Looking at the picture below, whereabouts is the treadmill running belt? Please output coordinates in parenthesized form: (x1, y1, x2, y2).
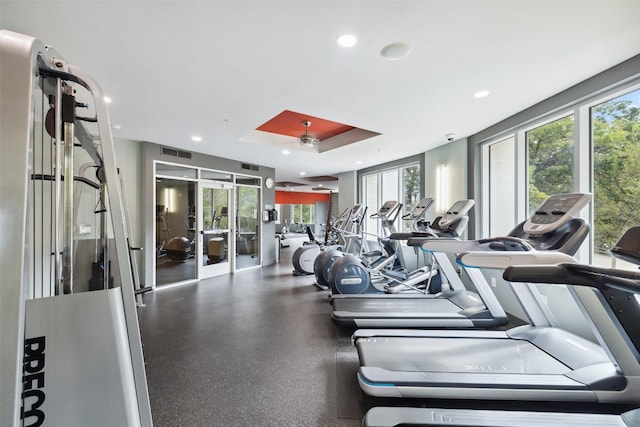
(333, 297, 463, 314)
(357, 337, 569, 374)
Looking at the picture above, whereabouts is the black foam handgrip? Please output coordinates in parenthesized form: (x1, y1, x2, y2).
(505, 263, 640, 294)
(504, 264, 570, 284)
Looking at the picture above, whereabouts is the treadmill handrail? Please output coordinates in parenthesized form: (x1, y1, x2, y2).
(504, 263, 640, 294)
(505, 262, 640, 357)
(458, 251, 577, 269)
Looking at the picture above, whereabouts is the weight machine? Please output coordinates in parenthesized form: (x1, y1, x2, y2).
(0, 31, 152, 427)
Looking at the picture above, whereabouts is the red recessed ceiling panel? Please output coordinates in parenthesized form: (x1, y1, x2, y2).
(257, 110, 354, 141)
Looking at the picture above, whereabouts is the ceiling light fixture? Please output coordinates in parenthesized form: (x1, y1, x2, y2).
(474, 90, 491, 99)
(380, 42, 411, 60)
(337, 34, 357, 47)
(299, 171, 306, 176)
(192, 136, 202, 142)
(103, 96, 112, 104)
(298, 121, 319, 147)
(282, 150, 290, 155)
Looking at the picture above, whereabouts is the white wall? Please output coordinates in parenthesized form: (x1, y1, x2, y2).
(114, 138, 145, 284)
(337, 171, 357, 213)
(424, 137, 469, 215)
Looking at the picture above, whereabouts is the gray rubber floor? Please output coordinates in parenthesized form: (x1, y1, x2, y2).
(138, 250, 635, 426)
(138, 252, 364, 426)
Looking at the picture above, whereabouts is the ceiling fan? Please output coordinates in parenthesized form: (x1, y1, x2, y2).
(298, 120, 319, 147)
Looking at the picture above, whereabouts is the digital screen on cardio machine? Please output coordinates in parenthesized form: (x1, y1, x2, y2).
(379, 201, 397, 214)
(412, 198, 434, 215)
(529, 194, 584, 225)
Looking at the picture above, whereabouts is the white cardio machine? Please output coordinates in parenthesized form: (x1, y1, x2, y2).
(291, 204, 364, 276)
(361, 226, 640, 426)
(329, 199, 511, 329)
(353, 193, 640, 406)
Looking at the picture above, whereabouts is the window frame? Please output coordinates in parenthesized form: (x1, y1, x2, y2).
(360, 161, 422, 235)
(478, 79, 640, 263)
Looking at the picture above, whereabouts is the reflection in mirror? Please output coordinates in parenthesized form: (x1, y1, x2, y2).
(155, 178, 197, 285)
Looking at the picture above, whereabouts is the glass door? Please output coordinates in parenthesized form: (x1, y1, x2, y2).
(235, 183, 260, 270)
(199, 181, 233, 278)
(155, 178, 197, 286)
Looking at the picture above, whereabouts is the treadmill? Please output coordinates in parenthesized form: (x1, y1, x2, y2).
(330, 199, 507, 328)
(332, 194, 581, 329)
(354, 193, 640, 405)
(361, 227, 640, 426)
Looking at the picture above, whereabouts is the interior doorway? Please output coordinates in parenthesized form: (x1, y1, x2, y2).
(199, 181, 233, 278)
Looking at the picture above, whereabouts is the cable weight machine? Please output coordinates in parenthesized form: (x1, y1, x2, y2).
(0, 31, 152, 427)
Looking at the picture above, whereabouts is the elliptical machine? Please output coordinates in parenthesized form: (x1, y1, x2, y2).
(313, 204, 369, 289)
(327, 200, 404, 294)
(291, 204, 364, 276)
(382, 199, 475, 294)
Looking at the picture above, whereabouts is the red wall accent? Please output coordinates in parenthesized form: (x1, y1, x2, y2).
(276, 191, 330, 204)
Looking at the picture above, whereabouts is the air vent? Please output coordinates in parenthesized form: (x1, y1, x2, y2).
(161, 146, 192, 159)
(276, 181, 305, 188)
(241, 163, 259, 171)
(161, 147, 178, 157)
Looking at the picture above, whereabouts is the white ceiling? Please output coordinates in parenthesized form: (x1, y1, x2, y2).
(2, 1, 639, 192)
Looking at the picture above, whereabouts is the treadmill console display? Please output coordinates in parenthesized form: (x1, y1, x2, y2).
(377, 200, 399, 218)
(350, 204, 363, 219)
(438, 199, 474, 228)
(523, 193, 591, 235)
(410, 197, 435, 218)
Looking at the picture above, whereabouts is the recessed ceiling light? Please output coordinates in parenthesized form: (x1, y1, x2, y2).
(192, 136, 202, 142)
(380, 42, 411, 60)
(299, 171, 306, 176)
(111, 124, 121, 130)
(356, 160, 363, 165)
(318, 184, 323, 187)
(282, 150, 290, 155)
(474, 90, 491, 99)
(337, 34, 357, 48)
(103, 96, 112, 104)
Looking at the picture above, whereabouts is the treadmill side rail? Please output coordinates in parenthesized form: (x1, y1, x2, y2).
(363, 406, 634, 427)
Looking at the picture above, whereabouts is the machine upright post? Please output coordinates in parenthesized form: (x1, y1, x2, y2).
(62, 85, 75, 294)
(54, 78, 63, 295)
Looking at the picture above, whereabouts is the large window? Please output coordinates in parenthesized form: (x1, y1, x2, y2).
(488, 136, 516, 236)
(527, 115, 575, 214)
(480, 82, 640, 265)
(291, 204, 314, 225)
(592, 88, 640, 267)
(402, 165, 421, 230)
(363, 174, 379, 234)
(361, 163, 421, 235)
